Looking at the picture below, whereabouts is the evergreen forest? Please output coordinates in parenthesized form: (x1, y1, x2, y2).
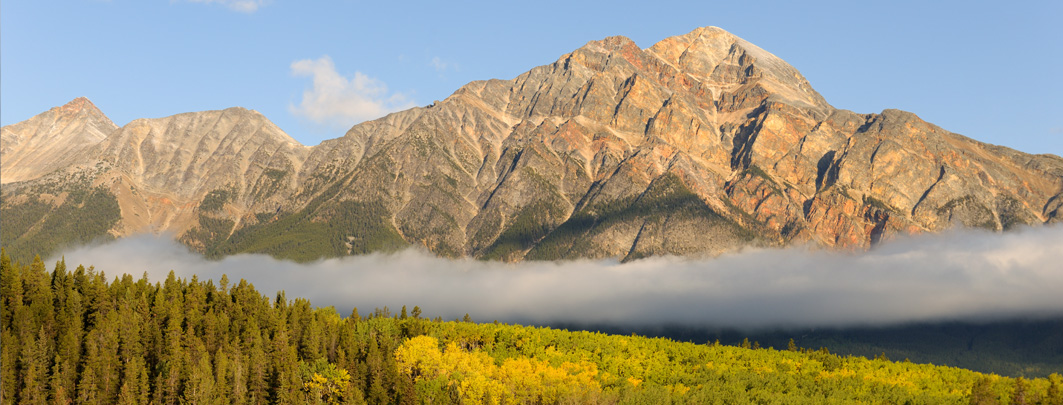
(2, 249, 1061, 404)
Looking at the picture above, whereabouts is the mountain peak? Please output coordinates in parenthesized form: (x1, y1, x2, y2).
(681, 25, 735, 40)
(646, 26, 829, 111)
(54, 96, 109, 120)
(648, 26, 779, 77)
(61, 96, 95, 109)
(575, 35, 640, 55)
(1, 97, 118, 184)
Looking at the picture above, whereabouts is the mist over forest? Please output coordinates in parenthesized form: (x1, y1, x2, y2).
(45, 225, 1063, 330)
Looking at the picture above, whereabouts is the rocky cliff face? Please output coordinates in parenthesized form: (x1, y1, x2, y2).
(3, 27, 1061, 262)
(1, 97, 117, 183)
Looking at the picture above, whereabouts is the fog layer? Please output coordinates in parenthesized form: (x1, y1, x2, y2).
(48, 226, 1063, 329)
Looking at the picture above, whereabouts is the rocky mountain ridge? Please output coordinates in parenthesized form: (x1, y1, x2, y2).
(3, 26, 1061, 262)
(1, 97, 117, 184)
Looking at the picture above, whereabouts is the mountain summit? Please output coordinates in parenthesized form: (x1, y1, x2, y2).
(1, 97, 117, 184)
(3, 27, 1062, 262)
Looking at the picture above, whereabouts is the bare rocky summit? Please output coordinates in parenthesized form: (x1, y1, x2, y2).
(3, 27, 1061, 262)
(1, 97, 117, 183)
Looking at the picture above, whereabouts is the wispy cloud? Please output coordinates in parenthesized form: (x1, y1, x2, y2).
(184, 0, 267, 13)
(429, 56, 458, 79)
(50, 226, 1063, 330)
(430, 57, 454, 72)
(289, 55, 416, 128)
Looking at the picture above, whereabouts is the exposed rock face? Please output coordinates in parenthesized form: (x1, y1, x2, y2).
(3, 27, 1062, 262)
(89, 107, 311, 237)
(1, 97, 116, 183)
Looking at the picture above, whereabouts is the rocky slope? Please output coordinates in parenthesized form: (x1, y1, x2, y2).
(3, 27, 1061, 262)
(1, 97, 117, 183)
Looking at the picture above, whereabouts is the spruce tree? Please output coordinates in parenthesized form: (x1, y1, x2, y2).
(18, 329, 49, 405)
(268, 322, 302, 404)
(183, 349, 216, 405)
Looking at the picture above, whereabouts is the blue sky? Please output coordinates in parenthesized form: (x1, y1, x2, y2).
(2, 1, 1061, 156)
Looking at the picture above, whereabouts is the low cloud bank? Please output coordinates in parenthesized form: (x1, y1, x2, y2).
(49, 227, 1063, 330)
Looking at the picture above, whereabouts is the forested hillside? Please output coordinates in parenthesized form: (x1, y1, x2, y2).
(2, 250, 1061, 404)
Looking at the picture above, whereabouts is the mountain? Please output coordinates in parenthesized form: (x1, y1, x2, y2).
(1, 97, 117, 183)
(3, 27, 1062, 262)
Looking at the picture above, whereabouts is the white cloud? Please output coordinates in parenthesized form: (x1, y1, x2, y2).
(430, 57, 450, 72)
(429, 57, 459, 79)
(289, 55, 417, 128)
(49, 226, 1063, 330)
(184, 0, 266, 13)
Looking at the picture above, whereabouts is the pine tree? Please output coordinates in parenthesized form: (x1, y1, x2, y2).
(246, 326, 270, 404)
(131, 356, 150, 405)
(300, 315, 323, 361)
(213, 344, 232, 404)
(219, 274, 230, 294)
(116, 296, 143, 365)
(51, 258, 84, 398)
(0, 250, 20, 404)
(115, 381, 138, 405)
(201, 308, 222, 354)
(84, 311, 121, 403)
(156, 311, 185, 404)
(0, 250, 19, 321)
(49, 356, 73, 405)
(24, 256, 56, 351)
(184, 274, 208, 335)
(75, 365, 99, 404)
(18, 328, 50, 405)
(228, 344, 250, 405)
(50, 363, 73, 405)
(365, 340, 389, 404)
(0, 328, 19, 403)
(268, 322, 302, 404)
(114, 356, 148, 405)
(275, 290, 288, 313)
(183, 347, 217, 405)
